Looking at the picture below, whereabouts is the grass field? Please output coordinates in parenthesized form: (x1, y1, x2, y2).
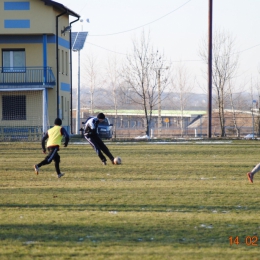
(0, 140, 260, 259)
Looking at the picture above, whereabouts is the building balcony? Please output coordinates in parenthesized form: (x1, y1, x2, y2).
(0, 66, 55, 88)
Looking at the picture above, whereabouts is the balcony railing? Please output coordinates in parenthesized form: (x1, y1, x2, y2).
(0, 67, 56, 86)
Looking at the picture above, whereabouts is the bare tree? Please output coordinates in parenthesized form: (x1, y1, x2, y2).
(121, 31, 169, 137)
(171, 63, 195, 137)
(199, 29, 239, 137)
(253, 69, 260, 136)
(249, 77, 260, 136)
(227, 80, 249, 137)
(81, 53, 100, 114)
(105, 55, 122, 138)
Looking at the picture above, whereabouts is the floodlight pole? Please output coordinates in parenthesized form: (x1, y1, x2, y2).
(69, 18, 80, 134)
(71, 31, 88, 134)
(76, 50, 80, 134)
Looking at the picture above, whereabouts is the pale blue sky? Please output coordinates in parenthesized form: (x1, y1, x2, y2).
(58, 0, 260, 93)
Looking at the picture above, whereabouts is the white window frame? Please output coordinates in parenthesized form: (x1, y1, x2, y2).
(2, 49, 26, 72)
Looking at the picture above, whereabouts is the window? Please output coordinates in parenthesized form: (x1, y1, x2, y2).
(61, 96, 64, 119)
(67, 100, 69, 119)
(65, 97, 67, 112)
(2, 95, 26, 120)
(2, 49, 25, 72)
(65, 51, 68, 75)
(61, 50, 64, 74)
(58, 49, 61, 73)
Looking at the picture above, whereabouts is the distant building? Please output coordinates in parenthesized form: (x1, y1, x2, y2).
(0, 0, 80, 140)
(188, 109, 256, 137)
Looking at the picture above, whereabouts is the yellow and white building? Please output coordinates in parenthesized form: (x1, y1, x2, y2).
(0, 0, 80, 140)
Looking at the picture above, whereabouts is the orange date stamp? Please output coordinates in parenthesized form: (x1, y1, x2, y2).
(229, 236, 258, 246)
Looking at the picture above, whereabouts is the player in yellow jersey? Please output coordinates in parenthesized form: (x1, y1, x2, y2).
(34, 118, 69, 178)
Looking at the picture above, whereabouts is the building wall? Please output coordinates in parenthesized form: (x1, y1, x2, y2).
(0, 0, 67, 35)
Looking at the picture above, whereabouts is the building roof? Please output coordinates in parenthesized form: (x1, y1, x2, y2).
(40, 0, 80, 18)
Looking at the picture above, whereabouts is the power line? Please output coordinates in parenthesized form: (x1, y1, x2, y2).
(88, 0, 192, 37)
(86, 42, 128, 56)
(234, 43, 260, 54)
(88, 39, 260, 58)
(86, 40, 260, 62)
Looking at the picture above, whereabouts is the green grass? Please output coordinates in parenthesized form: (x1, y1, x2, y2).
(0, 140, 260, 259)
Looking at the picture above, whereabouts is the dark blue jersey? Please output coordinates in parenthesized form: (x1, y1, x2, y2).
(84, 117, 100, 136)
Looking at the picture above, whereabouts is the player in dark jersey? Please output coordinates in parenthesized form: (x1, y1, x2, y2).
(83, 113, 115, 165)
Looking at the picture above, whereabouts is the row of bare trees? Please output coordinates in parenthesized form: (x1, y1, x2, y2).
(75, 30, 259, 138)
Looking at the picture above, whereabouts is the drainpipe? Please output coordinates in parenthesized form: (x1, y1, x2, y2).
(56, 11, 67, 118)
(70, 18, 80, 134)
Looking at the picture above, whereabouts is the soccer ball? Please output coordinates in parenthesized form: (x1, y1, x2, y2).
(114, 157, 122, 165)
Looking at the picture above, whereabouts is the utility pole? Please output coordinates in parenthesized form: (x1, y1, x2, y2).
(208, 0, 213, 138)
(157, 69, 162, 137)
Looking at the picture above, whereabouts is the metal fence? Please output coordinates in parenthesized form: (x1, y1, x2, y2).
(0, 67, 55, 86)
(72, 115, 257, 139)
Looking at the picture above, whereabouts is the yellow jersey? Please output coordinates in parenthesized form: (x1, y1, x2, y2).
(47, 126, 63, 148)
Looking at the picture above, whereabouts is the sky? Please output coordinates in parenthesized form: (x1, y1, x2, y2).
(57, 0, 260, 94)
